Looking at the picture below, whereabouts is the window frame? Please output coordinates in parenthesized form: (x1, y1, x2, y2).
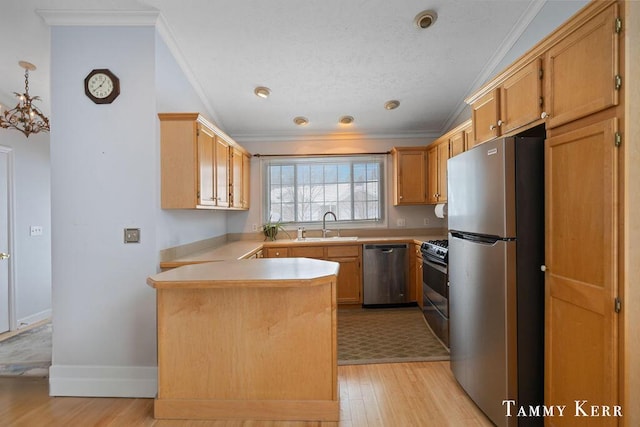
(261, 154, 387, 229)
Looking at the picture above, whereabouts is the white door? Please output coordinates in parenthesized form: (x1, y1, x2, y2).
(0, 149, 10, 333)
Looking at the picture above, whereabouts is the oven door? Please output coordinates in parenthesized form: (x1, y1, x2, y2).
(422, 257, 448, 317)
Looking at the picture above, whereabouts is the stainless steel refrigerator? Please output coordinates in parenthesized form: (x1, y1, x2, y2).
(447, 135, 545, 427)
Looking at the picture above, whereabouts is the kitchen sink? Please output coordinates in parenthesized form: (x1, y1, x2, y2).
(297, 236, 359, 242)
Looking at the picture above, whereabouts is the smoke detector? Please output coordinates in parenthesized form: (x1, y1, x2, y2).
(415, 10, 437, 29)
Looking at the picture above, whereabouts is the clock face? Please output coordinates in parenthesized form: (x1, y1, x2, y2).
(84, 69, 120, 104)
(87, 73, 114, 99)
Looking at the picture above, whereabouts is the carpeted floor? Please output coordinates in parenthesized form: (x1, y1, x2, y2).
(338, 307, 449, 365)
(0, 323, 51, 377)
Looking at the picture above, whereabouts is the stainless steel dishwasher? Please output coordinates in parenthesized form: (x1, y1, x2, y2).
(362, 243, 409, 305)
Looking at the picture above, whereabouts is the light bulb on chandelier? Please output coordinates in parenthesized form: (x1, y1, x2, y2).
(0, 61, 51, 138)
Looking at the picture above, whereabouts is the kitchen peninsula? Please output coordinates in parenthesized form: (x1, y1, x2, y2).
(146, 258, 340, 421)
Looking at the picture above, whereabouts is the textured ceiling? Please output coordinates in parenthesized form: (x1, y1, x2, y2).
(0, 0, 588, 142)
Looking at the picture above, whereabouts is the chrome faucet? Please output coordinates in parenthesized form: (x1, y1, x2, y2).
(322, 211, 337, 238)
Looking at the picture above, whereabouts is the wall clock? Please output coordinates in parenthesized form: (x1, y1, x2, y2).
(84, 68, 120, 104)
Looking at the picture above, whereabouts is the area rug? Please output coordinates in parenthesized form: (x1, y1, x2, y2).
(338, 307, 449, 365)
(0, 323, 51, 377)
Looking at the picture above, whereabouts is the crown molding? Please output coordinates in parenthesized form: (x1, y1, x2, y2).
(36, 9, 160, 26)
(441, 0, 548, 132)
(154, 14, 225, 130)
(35, 8, 226, 131)
(231, 130, 441, 144)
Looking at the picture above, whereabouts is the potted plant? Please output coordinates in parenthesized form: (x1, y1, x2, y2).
(262, 217, 291, 241)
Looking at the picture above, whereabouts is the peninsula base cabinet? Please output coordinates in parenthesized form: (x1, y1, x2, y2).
(147, 259, 340, 422)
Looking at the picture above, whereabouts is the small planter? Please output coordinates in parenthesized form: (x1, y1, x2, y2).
(263, 225, 279, 241)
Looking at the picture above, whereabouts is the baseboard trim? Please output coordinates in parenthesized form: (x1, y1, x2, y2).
(49, 365, 158, 398)
(17, 309, 52, 328)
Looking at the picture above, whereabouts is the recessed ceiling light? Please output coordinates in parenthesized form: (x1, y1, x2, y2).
(415, 10, 437, 29)
(339, 115, 354, 125)
(293, 116, 309, 126)
(384, 100, 400, 110)
(254, 86, 271, 98)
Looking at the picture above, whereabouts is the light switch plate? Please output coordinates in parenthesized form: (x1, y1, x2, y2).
(30, 226, 43, 236)
(124, 228, 140, 243)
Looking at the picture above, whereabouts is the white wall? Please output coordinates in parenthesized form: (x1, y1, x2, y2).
(154, 32, 228, 249)
(49, 25, 159, 397)
(47, 22, 236, 398)
(0, 130, 51, 326)
(229, 136, 446, 235)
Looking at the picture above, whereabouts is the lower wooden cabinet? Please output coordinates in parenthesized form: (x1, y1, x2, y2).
(330, 257, 361, 304)
(264, 244, 362, 304)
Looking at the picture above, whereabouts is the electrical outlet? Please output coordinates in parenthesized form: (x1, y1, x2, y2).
(252, 223, 259, 232)
(397, 218, 406, 227)
(124, 228, 141, 243)
(424, 218, 430, 226)
(30, 226, 43, 236)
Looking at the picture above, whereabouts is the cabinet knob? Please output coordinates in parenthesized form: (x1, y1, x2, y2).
(399, 196, 403, 200)
(489, 124, 496, 130)
(497, 119, 503, 127)
(541, 112, 550, 119)
(0, 252, 10, 260)
(276, 252, 280, 256)
(540, 265, 547, 272)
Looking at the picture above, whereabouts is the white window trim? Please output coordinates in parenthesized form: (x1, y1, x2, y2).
(260, 155, 389, 231)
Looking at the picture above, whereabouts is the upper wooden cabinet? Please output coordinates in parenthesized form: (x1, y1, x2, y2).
(470, 59, 543, 145)
(196, 125, 216, 207)
(425, 119, 472, 205)
(214, 136, 230, 208)
(471, 89, 500, 145)
(448, 130, 465, 158)
(391, 147, 428, 205)
(427, 141, 448, 204)
(159, 113, 250, 210)
(500, 58, 543, 134)
(230, 147, 250, 209)
(544, 2, 620, 129)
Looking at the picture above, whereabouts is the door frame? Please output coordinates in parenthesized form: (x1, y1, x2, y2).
(0, 145, 17, 332)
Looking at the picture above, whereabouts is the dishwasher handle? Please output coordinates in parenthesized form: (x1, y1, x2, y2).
(364, 244, 408, 251)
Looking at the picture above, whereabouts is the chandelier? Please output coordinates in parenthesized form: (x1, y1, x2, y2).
(0, 61, 50, 138)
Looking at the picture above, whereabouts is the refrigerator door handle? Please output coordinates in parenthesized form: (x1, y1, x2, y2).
(450, 231, 501, 245)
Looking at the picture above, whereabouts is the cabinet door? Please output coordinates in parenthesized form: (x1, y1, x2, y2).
(449, 131, 465, 158)
(500, 58, 543, 134)
(330, 257, 361, 304)
(427, 146, 439, 204)
(242, 153, 251, 209)
(472, 89, 500, 145)
(436, 143, 448, 203)
(215, 137, 230, 207)
(231, 147, 243, 208)
(544, 3, 619, 128)
(545, 118, 619, 414)
(464, 125, 475, 151)
(395, 149, 427, 205)
(197, 125, 216, 206)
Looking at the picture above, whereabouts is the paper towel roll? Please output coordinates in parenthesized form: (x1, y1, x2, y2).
(434, 203, 447, 219)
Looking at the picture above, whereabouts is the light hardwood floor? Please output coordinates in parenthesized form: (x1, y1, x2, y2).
(0, 362, 492, 426)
